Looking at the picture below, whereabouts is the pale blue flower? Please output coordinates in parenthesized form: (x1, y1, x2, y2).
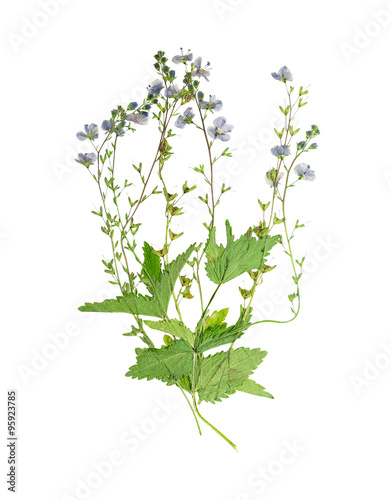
(172, 50, 193, 64)
(207, 116, 233, 142)
(148, 79, 164, 96)
(102, 119, 114, 132)
(175, 107, 194, 129)
(102, 119, 126, 135)
(294, 163, 316, 181)
(199, 94, 222, 112)
(271, 66, 293, 82)
(271, 145, 291, 157)
(76, 123, 98, 141)
(126, 113, 149, 125)
(165, 84, 181, 98)
(75, 152, 97, 165)
(128, 102, 138, 110)
(193, 57, 211, 81)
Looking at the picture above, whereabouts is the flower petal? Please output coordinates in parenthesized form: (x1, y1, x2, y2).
(221, 123, 233, 133)
(207, 126, 217, 139)
(213, 100, 223, 112)
(218, 133, 230, 142)
(194, 56, 202, 69)
(213, 116, 226, 128)
(102, 120, 113, 131)
(76, 132, 86, 141)
(175, 117, 186, 129)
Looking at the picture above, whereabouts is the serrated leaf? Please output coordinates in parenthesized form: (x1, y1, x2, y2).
(125, 340, 193, 382)
(197, 308, 252, 353)
(147, 244, 195, 311)
(204, 308, 229, 330)
(236, 378, 273, 399)
(144, 319, 195, 345)
(204, 220, 279, 285)
(196, 347, 267, 403)
(78, 293, 165, 317)
(79, 244, 195, 319)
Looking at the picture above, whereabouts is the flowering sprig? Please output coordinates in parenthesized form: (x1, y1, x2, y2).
(74, 51, 319, 451)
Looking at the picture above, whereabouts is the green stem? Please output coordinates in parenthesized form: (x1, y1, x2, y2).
(178, 384, 202, 435)
(192, 394, 237, 451)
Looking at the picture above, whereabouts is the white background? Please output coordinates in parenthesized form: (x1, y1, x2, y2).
(2, 0, 391, 499)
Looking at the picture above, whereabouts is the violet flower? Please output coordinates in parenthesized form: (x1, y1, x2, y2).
(193, 57, 211, 81)
(294, 163, 316, 181)
(207, 116, 233, 142)
(174, 107, 194, 129)
(271, 66, 293, 82)
(271, 145, 291, 157)
(75, 152, 97, 166)
(199, 93, 222, 112)
(148, 79, 164, 96)
(76, 124, 98, 141)
(172, 50, 193, 64)
(126, 113, 149, 125)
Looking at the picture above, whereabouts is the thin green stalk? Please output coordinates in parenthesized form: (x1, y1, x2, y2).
(177, 384, 202, 436)
(192, 393, 237, 451)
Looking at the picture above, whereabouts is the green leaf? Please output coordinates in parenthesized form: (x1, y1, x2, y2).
(147, 244, 195, 311)
(140, 242, 161, 290)
(79, 244, 195, 319)
(204, 308, 229, 330)
(125, 340, 193, 382)
(204, 220, 279, 285)
(197, 307, 252, 353)
(236, 378, 273, 399)
(196, 347, 267, 403)
(273, 214, 285, 225)
(144, 319, 195, 346)
(258, 200, 270, 212)
(78, 293, 165, 317)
